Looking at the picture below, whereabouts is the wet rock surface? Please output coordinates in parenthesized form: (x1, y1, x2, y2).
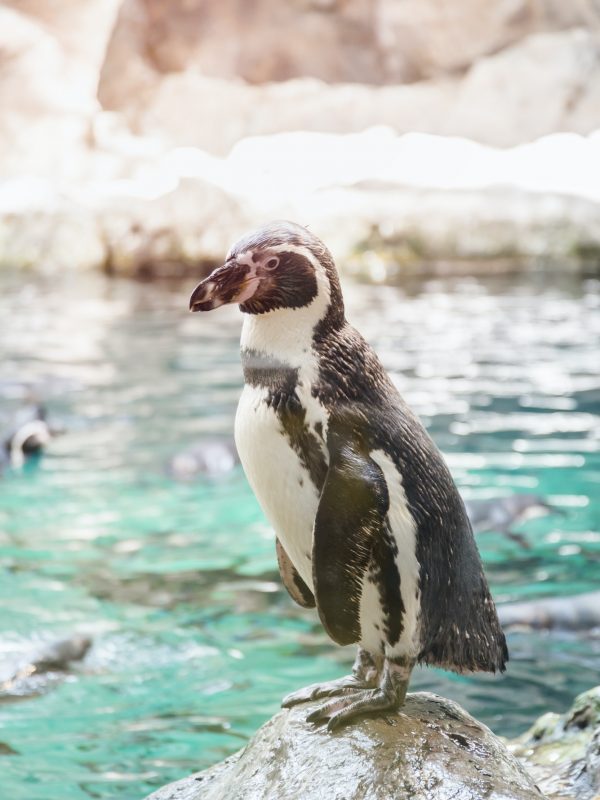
(510, 686, 600, 800)
(0, 634, 92, 701)
(145, 692, 544, 800)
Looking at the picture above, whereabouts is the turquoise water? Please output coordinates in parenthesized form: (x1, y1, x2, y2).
(0, 270, 598, 800)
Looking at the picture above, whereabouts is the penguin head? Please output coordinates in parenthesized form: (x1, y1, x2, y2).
(189, 221, 344, 323)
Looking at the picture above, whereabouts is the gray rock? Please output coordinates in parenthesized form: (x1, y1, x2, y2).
(465, 494, 563, 548)
(144, 693, 544, 800)
(499, 591, 600, 632)
(28, 634, 92, 673)
(0, 634, 92, 701)
(466, 495, 560, 536)
(510, 686, 600, 800)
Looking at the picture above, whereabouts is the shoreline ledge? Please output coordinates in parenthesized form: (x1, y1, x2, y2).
(144, 691, 545, 800)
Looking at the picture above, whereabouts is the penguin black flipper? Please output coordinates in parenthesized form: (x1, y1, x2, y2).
(312, 418, 389, 646)
(276, 538, 315, 608)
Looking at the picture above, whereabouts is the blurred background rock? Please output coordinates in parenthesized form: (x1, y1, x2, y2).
(2, 0, 600, 278)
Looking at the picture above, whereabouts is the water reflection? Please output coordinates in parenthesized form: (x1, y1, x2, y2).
(0, 270, 598, 800)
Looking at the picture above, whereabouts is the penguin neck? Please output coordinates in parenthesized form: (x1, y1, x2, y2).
(239, 279, 343, 368)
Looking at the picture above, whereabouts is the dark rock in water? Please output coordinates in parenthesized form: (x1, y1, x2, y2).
(28, 634, 92, 672)
(510, 685, 600, 800)
(167, 437, 239, 480)
(0, 403, 53, 470)
(144, 693, 543, 800)
(465, 494, 563, 548)
(0, 634, 92, 700)
(0, 741, 19, 756)
(499, 591, 600, 632)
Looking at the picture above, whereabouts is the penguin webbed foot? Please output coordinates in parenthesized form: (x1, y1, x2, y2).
(304, 657, 413, 732)
(281, 673, 375, 708)
(306, 682, 407, 732)
(281, 647, 383, 709)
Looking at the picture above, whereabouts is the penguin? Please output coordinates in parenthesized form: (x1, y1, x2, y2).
(167, 437, 239, 481)
(0, 404, 52, 471)
(189, 221, 508, 731)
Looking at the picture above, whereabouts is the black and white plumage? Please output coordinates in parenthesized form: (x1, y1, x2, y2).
(1, 404, 52, 471)
(190, 221, 508, 730)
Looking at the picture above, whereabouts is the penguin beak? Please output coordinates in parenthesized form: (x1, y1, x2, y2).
(189, 260, 260, 312)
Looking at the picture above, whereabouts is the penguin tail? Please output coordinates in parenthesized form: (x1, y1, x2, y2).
(418, 606, 509, 675)
(418, 632, 508, 674)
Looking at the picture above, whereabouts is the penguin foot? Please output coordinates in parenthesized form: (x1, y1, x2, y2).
(306, 685, 403, 732)
(281, 647, 382, 709)
(305, 657, 413, 732)
(281, 674, 375, 708)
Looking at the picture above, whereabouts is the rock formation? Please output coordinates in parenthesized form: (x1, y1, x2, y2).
(3, 127, 600, 277)
(511, 686, 600, 800)
(144, 685, 600, 800)
(98, 0, 600, 91)
(96, 0, 600, 151)
(0, 0, 120, 177)
(144, 692, 545, 800)
(1, 0, 600, 277)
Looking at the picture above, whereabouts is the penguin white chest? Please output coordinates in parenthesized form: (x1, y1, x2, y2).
(234, 383, 328, 591)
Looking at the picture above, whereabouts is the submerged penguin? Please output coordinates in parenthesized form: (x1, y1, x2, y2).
(1, 404, 52, 471)
(190, 221, 507, 731)
(167, 437, 239, 481)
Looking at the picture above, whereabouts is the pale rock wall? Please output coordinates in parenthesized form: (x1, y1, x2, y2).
(1, 0, 600, 275)
(0, 0, 121, 177)
(94, 0, 600, 151)
(98, 0, 600, 93)
(125, 31, 600, 154)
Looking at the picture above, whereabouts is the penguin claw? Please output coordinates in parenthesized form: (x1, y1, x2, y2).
(306, 688, 401, 732)
(305, 695, 354, 724)
(281, 675, 373, 708)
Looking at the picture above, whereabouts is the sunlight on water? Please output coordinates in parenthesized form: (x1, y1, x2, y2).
(0, 270, 598, 800)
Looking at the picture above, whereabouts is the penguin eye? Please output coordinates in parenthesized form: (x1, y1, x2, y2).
(264, 256, 280, 271)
